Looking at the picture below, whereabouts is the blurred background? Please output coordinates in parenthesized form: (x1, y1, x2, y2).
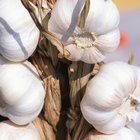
(106, 0, 140, 66)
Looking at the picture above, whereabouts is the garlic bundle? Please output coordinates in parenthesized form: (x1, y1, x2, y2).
(83, 126, 140, 140)
(48, 0, 120, 64)
(0, 0, 40, 62)
(0, 55, 45, 125)
(0, 121, 41, 140)
(80, 61, 140, 134)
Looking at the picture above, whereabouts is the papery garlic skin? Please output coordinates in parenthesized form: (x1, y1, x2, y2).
(80, 61, 140, 134)
(0, 121, 41, 140)
(83, 126, 140, 140)
(48, 0, 120, 64)
(0, 56, 45, 125)
(0, 0, 40, 62)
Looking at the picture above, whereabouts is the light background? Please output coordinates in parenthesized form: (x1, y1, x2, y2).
(114, 0, 140, 10)
(106, 0, 140, 67)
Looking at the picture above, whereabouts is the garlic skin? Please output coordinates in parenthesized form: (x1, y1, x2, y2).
(0, 0, 40, 62)
(0, 56, 45, 125)
(0, 121, 41, 140)
(80, 61, 140, 134)
(83, 126, 140, 140)
(48, 0, 120, 64)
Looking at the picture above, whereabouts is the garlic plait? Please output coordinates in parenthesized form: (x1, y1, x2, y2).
(0, 121, 41, 140)
(0, 0, 40, 62)
(0, 55, 45, 125)
(80, 61, 140, 134)
(83, 126, 140, 140)
(48, 0, 120, 64)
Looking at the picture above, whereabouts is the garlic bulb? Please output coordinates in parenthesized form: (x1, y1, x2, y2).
(0, 0, 40, 62)
(0, 121, 41, 140)
(0, 55, 45, 125)
(48, 0, 120, 64)
(80, 61, 140, 134)
(83, 126, 140, 140)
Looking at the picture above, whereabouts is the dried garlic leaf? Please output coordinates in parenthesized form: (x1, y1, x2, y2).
(128, 51, 134, 65)
(33, 117, 55, 140)
(44, 76, 61, 130)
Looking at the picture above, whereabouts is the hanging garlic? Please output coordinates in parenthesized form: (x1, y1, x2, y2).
(83, 126, 140, 140)
(0, 0, 40, 62)
(0, 55, 45, 125)
(48, 0, 120, 64)
(80, 61, 140, 134)
(0, 121, 41, 140)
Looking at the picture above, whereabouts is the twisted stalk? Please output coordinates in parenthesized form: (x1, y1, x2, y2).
(31, 52, 60, 128)
(30, 30, 71, 140)
(67, 61, 95, 140)
(22, 0, 102, 139)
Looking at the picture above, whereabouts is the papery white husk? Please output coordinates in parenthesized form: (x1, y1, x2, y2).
(80, 61, 140, 134)
(0, 55, 45, 125)
(0, 121, 41, 140)
(83, 126, 140, 140)
(0, 0, 40, 62)
(48, 0, 120, 64)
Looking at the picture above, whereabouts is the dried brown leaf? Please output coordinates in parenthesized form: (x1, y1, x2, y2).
(44, 76, 61, 130)
(33, 117, 56, 140)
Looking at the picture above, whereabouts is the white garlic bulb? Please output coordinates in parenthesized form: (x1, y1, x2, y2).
(0, 55, 45, 125)
(0, 0, 40, 62)
(83, 126, 140, 140)
(0, 121, 41, 140)
(80, 61, 140, 134)
(48, 0, 120, 64)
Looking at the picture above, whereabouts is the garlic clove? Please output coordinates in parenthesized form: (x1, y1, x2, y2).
(96, 28, 120, 54)
(64, 44, 83, 61)
(85, 0, 120, 35)
(80, 61, 140, 134)
(6, 103, 43, 125)
(81, 95, 126, 134)
(80, 47, 105, 64)
(0, 121, 41, 140)
(48, 0, 85, 37)
(94, 115, 126, 134)
(83, 126, 140, 140)
(65, 43, 105, 63)
(0, 0, 40, 62)
(0, 56, 45, 125)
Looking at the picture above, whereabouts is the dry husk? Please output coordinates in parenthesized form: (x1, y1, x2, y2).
(21, 0, 102, 139)
(33, 117, 55, 140)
